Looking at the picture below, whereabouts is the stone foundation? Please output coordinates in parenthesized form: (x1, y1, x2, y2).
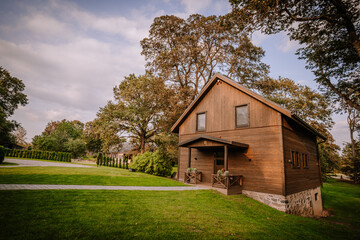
(242, 187, 323, 216)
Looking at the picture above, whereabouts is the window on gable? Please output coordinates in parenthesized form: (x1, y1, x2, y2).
(235, 105, 249, 128)
(196, 112, 206, 131)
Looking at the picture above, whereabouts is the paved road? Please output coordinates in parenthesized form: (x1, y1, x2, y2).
(1, 159, 94, 168)
(0, 184, 208, 191)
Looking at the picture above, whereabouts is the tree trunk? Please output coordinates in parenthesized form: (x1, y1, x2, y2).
(140, 135, 146, 154)
(347, 109, 359, 183)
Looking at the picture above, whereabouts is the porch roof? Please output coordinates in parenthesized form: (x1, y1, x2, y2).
(179, 135, 249, 149)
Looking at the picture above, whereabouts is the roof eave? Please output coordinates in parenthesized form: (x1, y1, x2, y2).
(291, 114, 327, 141)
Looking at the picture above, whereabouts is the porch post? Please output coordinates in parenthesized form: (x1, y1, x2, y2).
(188, 147, 192, 168)
(224, 145, 228, 170)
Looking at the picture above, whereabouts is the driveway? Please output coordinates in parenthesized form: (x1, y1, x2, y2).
(1, 159, 94, 168)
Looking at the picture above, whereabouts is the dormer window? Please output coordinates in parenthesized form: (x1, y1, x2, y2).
(196, 112, 206, 131)
(235, 105, 249, 128)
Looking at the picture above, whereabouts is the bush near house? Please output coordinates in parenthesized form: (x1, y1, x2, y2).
(4, 148, 72, 162)
(131, 151, 172, 177)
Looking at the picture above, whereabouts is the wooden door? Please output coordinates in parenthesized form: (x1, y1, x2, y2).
(214, 150, 224, 174)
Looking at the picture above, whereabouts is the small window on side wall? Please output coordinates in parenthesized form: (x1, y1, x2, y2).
(302, 154, 309, 168)
(235, 105, 249, 128)
(196, 112, 206, 131)
(291, 151, 301, 168)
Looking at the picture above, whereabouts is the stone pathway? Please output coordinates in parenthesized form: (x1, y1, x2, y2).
(0, 184, 209, 191)
(1, 159, 94, 168)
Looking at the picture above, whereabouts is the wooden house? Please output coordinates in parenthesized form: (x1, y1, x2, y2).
(171, 73, 325, 216)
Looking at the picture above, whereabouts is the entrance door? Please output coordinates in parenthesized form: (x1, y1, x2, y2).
(214, 150, 224, 174)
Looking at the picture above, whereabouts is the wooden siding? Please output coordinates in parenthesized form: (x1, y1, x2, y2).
(178, 81, 285, 195)
(179, 129, 284, 195)
(179, 81, 281, 135)
(282, 117, 321, 195)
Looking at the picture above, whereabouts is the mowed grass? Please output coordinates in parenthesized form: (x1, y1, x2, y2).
(322, 179, 360, 228)
(0, 163, 358, 239)
(0, 166, 186, 186)
(0, 189, 358, 240)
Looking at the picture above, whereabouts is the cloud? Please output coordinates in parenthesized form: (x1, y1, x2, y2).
(0, 0, 150, 140)
(21, 13, 73, 40)
(251, 31, 270, 45)
(331, 118, 351, 147)
(181, 0, 212, 14)
(277, 33, 301, 53)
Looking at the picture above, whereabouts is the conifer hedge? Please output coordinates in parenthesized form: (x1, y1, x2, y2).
(96, 153, 131, 170)
(4, 148, 72, 162)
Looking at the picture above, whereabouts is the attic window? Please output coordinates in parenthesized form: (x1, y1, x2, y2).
(196, 112, 206, 131)
(235, 105, 249, 128)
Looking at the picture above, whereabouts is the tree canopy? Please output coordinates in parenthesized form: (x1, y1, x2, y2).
(94, 72, 171, 154)
(229, 0, 360, 111)
(0, 67, 28, 147)
(141, 14, 269, 103)
(32, 119, 86, 158)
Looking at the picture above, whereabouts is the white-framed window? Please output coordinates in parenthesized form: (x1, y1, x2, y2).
(196, 112, 206, 131)
(235, 105, 249, 128)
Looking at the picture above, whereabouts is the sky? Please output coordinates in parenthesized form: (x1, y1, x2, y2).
(0, 0, 351, 148)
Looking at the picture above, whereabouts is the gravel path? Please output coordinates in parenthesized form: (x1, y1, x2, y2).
(0, 184, 208, 191)
(1, 159, 94, 168)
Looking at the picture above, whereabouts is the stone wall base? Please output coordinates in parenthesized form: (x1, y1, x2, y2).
(242, 187, 323, 216)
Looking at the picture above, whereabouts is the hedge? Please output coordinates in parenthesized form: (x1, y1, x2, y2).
(3, 148, 72, 162)
(96, 153, 131, 170)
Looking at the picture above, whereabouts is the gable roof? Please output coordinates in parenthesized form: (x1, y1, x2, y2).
(171, 73, 326, 140)
(179, 135, 249, 148)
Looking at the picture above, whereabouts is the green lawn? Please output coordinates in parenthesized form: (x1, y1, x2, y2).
(0, 166, 186, 186)
(0, 187, 358, 240)
(0, 165, 358, 239)
(322, 179, 360, 228)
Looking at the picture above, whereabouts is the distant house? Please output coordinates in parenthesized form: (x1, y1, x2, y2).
(109, 142, 137, 159)
(171, 73, 325, 216)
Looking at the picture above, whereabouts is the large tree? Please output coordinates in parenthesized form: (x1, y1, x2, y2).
(339, 106, 360, 182)
(0, 67, 28, 147)
(32, 119, 86, 157)
(12, 126, 28, 147)
(229, 0, 360, 111)
(95, 72, 171, 154)
(141, 14, 269, 111)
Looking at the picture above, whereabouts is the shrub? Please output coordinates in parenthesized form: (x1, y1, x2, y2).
(131, 151, 172, 177)
(0, 145, 5, 164)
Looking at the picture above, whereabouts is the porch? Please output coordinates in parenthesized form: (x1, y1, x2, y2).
(179, 135, 248, 195)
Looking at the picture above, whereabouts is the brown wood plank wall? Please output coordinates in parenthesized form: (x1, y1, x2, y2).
(178, 81, 285, 195)
(282, 117, 322, 194)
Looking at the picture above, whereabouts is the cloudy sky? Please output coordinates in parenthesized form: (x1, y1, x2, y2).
(0, 0, 350, 147)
